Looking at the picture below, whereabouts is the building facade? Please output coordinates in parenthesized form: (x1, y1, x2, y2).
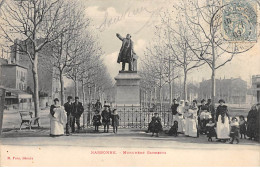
(199, 78, 247, 104)
(252, 75, 260, 103)
(10, 39, 61, 107)
(0, 64, 28, 91)
(0, 58, 32, 110)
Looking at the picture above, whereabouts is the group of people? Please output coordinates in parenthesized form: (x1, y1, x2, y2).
(48, 97, 120, 137)
(49, 96, 84, 137)
(92, 105, 120, 133)
(48, 95, 260, 143)
(167, 98, 260, 143)
(169, 99, 214, 138)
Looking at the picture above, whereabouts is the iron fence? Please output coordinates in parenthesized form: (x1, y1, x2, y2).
(84, 105, 173, 129)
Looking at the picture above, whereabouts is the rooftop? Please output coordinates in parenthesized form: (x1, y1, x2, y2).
(1, 63, 28, 69)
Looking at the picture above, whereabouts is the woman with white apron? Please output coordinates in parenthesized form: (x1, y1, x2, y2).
(188, 100, 199, 137)
(49, 98, 67, 137)
(216, 99, 230, 142)
(183, 101, 190, 136)
(175, 100, 185, 133)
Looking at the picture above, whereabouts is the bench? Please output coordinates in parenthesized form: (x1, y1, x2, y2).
(19, 111, 40, 130)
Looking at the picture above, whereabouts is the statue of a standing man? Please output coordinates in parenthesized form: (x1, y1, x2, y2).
(116, 33, 137, 71)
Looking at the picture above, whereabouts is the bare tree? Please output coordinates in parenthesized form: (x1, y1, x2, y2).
(65, 32, 101, 97)
(42, 1, 89, 105)
(0, 0, 67, 117)
(166, 0, 255, 106)
(160, 12, 205, 101)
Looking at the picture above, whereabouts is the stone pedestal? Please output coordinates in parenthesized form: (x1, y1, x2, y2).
(114, 71, 141, 106)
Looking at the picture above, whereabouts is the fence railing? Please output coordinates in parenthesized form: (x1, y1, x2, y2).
(84, 105, 173, 129)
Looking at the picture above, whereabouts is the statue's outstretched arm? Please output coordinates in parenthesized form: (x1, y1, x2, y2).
(116, 33, 124, 41)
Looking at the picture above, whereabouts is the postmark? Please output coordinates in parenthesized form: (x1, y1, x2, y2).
(0, 0, 5, 16)
(222, 0, 257, 42)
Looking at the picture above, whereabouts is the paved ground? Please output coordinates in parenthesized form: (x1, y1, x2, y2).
(0, 109, 259, 167)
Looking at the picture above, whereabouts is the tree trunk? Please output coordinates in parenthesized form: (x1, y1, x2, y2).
(88, 86, 91, 104)
(94, 84, 96, 100)
(211, 69, 216, 104)
(159, 87, 162, 111)
(74, 79, 78, 97)
(82, 80, 85, 127)
(154, 87, 156, 105)
(149, 89, 152, 108)
(59, 70, 64, 105)
(211, 41, 216, 107)
(145, 90, 148, 108)
(32, 56, 40, 118)
(183, 70, 188, 101)
(169, 81, 172, 106)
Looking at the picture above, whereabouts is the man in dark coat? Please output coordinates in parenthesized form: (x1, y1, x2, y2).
(71, 97, 84, 132)
(171, 99, 179, 115)
(101, 106, 111, 133)
(64, 96, 73, 135)
(116, 33, 136, 71)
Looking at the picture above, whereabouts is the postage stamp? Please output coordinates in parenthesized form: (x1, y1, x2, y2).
(222, 0, 257, 42)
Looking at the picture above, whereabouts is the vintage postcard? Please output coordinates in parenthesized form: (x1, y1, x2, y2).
(0, 0, 259, 167)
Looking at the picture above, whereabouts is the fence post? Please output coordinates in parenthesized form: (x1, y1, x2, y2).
(0, 88, 6, 136)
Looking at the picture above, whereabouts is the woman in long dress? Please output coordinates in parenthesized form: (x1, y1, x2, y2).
(216, 99, 230, 142)
(246, 104, 258, 140)
(175, 100, 185, 133)
(183, 101, 190, 136)
(49, 98, 67, 137)
(185, 100, 199, 137)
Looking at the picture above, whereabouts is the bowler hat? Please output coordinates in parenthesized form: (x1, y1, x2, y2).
(67, 96, 73, 100)
(218, 99, 225, 103)
(54, 98, 59, 102)
(75, 96, 79, 100)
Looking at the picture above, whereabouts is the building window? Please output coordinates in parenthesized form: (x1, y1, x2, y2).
(257, 84, 260, 88)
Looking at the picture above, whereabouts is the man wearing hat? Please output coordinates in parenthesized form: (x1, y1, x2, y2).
(71, 97, 84, 133)
(116, 33, 136, 71)
(64, 96, 73, 135)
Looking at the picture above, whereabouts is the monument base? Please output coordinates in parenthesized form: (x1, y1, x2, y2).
(114, 71, 141, 106)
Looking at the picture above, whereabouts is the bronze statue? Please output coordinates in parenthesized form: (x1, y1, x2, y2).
(116, 33, 137, 71)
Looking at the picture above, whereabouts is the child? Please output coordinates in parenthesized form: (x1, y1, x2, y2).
(152, 117, 163, 137)
(206, 119, 216, 142)
(230, 117, 239, 144)
(93, 110, 101, 132)
(111, 109, 120, 133)
(239, 115, 247, 139)
(148, 114, 157, 133)
(168, 121, 178, 137)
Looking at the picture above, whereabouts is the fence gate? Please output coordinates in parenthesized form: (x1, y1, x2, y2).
(85, 105, 173, 129)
